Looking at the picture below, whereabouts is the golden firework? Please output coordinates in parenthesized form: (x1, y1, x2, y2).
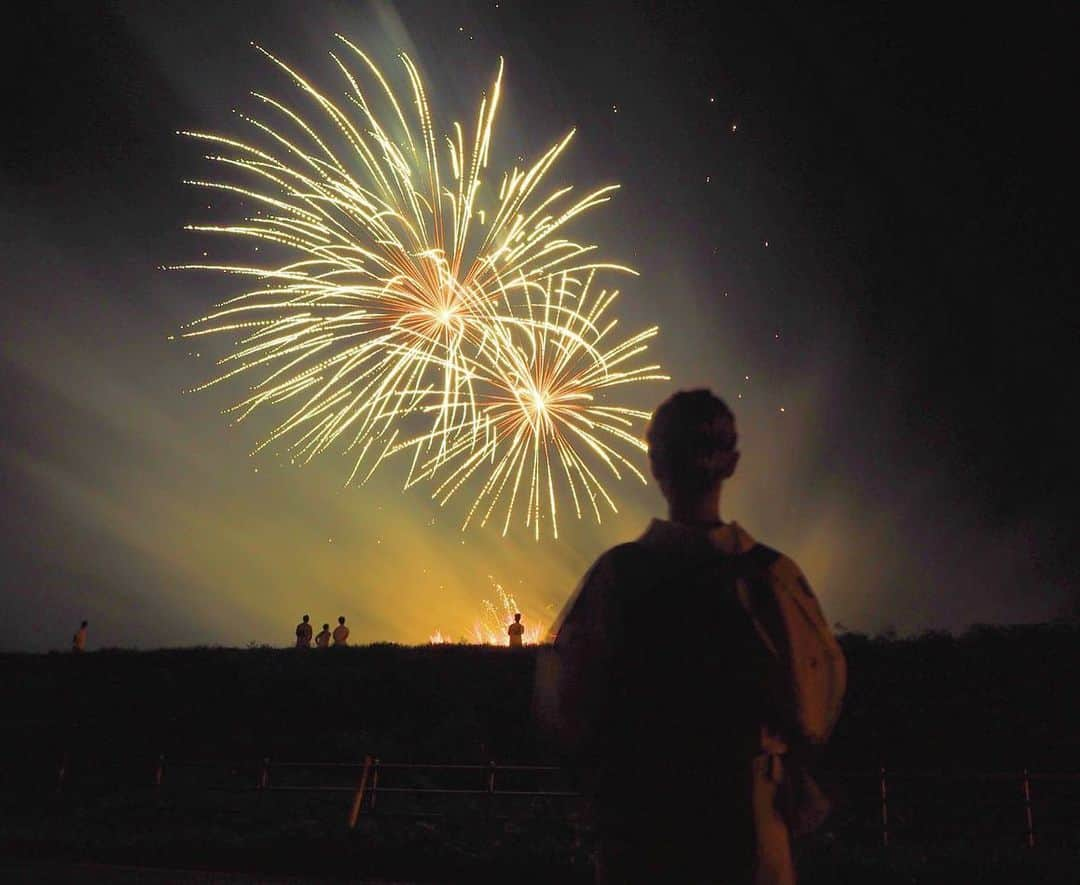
(177, 38, 665, 536)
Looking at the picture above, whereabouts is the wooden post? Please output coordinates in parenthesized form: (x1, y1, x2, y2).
(56, 751, 69, 794)
(154, 753, 165, 788)
(1022, 769, 1035, 848)
(370, 757, 380, 813)
(879, 766, 889, 847)
(348, 755, 373, 830)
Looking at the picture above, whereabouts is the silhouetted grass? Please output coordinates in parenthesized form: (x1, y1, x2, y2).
(0, 624, 1076, 882)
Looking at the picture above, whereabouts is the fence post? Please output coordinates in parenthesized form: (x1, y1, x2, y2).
(348, 755, 373, 830)
(487, 760, 497, 819)
(370, 757, 380, 813)
(1022, 768, 1035, 848)
(259, 757, 271, 790)
(879, 766, 889, 847)
(154, 753, 165, 788)
(56, 751, 69, 794)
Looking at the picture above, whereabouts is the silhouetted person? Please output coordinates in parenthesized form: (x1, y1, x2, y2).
(535, 390, 846, 884)
(508, 613, 525, 648)
(295, 614, 313, 649)
(332, 616, 350, 646)
(72, 621, 88, 653)
(315, 623, 332, 649)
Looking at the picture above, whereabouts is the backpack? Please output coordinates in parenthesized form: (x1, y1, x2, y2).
(605, 542, 787, 754)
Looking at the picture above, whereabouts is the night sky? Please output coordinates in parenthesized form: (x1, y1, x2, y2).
(2, 1, 1073, 651)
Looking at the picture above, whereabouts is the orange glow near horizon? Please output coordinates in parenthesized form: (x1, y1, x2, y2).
(429, 579, 548, 646)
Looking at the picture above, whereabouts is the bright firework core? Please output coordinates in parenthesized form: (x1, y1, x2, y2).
(178, 37, 667, 539)
(529, 388, 548, 418)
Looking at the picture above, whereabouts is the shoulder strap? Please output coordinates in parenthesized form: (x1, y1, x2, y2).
(739, 543, 781, 576)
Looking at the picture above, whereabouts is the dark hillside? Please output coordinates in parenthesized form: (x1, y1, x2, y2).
(1, 624, 1077, 771)
(1, 626, 1077, 882)
(827, 623, 1079, 771)
(1, 645, 539, 768)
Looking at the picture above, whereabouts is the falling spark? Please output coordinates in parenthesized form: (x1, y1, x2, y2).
(174, 38, 663, 536)
(429, 579, 546, 644)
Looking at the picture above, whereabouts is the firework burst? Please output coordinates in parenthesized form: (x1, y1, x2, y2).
(177, 38, 665, 536)
(404, 270, 665, 538)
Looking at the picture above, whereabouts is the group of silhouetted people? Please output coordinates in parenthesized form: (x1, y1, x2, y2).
(294, 614, 350, 648)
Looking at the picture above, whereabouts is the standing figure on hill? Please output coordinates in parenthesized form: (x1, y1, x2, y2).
(295, 614, 313, 649)
(315, 623, 332, 649)
(72, 620, 88, 653)
(508, 613, 525, 648)
(332, 615, 350, 646)
(535, 389, 846, 885)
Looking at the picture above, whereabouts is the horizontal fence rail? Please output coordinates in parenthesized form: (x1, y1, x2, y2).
(22, 752, 1080, 847)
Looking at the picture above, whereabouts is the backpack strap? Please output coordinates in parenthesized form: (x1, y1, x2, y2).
(608, 540, 780, 601)
(740, 543, 781, 575)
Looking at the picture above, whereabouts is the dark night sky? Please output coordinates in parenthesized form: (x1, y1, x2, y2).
(1, 1, 1074, 650)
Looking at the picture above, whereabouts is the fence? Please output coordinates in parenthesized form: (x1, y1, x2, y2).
(40, 752, 1080, 847)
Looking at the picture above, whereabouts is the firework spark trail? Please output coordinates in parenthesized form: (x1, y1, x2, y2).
(178, 38, 666, 536)
(403, 271, 666, 539)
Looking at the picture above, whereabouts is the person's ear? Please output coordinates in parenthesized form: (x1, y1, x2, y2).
(649, 458, 671, 498)
(719, 450, 740, 479)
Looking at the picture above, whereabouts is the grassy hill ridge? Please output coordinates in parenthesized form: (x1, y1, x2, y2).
(1, 623, 1076, 770)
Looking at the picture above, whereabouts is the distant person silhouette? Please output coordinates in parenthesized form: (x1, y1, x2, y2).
(508, 613, 525, 648)
(332, 616, 350, 646)
(72, 621, 88, 653)
(535, 389, 846, 884)
(315, 623, 332, 649)
(295, 614, 313, 649)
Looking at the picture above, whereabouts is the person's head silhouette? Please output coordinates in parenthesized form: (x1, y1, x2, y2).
(514, 613, 522, 623)
(338, 616, 346, 625)
(322, 623, 330, 631)
(646, 390, 739, 522)
(81, 620, 88, 628)
(302, 614, 309, 623)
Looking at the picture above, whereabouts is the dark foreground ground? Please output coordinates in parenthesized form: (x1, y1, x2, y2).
(1, 624, 1078, 882)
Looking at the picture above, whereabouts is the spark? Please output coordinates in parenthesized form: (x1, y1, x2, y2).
(173, 38, 662, 536)
(429, 580, 546, 644)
